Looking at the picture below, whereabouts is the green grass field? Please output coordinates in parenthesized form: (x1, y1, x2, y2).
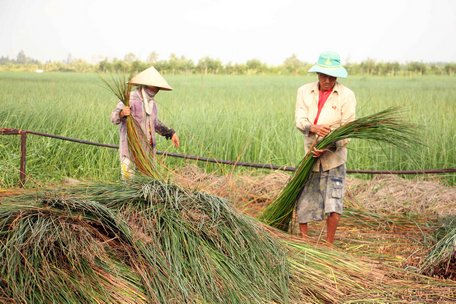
(1, 72, 455, 187)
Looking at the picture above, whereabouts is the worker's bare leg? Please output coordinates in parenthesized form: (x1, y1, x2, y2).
(326, 212, 341, 244)
(299, 223, 308, 239)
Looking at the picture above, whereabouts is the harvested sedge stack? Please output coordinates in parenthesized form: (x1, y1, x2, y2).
(0, 179, 289, 303)
(2, 178, 454, 303)
(419, 217, 456, 279)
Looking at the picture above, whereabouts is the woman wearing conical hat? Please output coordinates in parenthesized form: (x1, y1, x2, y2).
(295, 51, 356, 245)
(111, 66, 180, 179)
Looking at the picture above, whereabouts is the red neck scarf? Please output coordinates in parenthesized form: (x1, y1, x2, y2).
(313, 88, 333, 124)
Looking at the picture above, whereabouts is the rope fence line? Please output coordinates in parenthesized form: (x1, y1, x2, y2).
(2, 128, 455, 187)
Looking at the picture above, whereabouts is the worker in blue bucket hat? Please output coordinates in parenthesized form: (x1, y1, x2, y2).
(295, 51, 356, 245)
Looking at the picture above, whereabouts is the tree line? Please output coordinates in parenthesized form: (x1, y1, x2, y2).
(1, 51, 456, 76)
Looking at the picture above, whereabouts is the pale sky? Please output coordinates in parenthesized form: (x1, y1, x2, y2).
(1, 0, 455, 65)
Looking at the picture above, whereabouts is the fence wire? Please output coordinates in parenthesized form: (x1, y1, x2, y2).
(2, 128, 455, 187)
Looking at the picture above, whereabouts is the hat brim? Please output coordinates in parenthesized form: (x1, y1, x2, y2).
(128, 66, 173, 91)
(308, 64, 348, 78)
(128, 82, 173, 91)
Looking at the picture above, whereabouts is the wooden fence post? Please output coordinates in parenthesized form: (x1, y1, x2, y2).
(19, 131, 27, 187)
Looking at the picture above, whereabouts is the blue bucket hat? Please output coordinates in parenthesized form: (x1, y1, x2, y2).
(308, 51, 348, 78)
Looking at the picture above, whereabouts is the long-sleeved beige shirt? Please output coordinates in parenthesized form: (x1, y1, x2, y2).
(295, 81, 356, 172)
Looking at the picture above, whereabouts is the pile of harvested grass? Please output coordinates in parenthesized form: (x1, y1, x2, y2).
(2, 178, 455, 303)
(173, 164, 289, 217)
(1, 179, 289, 303)
(175, 165, 456, 280)
(172, 165, 456, 220)
(347, 175, 456, 217)
(419, 217, 456, 279)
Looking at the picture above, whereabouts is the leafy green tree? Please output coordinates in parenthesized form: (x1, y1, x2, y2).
(70, 59, 92, 72)
(123, 52, 138, 63)
(406, 61, 427, 75)
(16, 50, 27, 64)
(167, 54, 195, 73)
(0, 56, 13, 65)
(359, 59, 377, 75)
(147, 52, 159, 64)
(246, 59, 267, 74)
(66, 53, 73, 64)
(112, 59, 128, 73)
(444, 63, 456, 75)
(97, 59, 112, 72)
(225, 62, 245, 74)
(130, 60, 148, 73)
(196, 56, 223, 74)
(281, 54, 306, 75)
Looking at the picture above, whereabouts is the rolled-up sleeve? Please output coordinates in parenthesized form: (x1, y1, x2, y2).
(155, 120, 175, 139)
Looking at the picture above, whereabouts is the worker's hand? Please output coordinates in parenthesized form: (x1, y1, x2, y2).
(310, 124, 331, 137)
(311, 147, 329, 158)
(120, 106, 131, 118)
(171, 133, 180, 148)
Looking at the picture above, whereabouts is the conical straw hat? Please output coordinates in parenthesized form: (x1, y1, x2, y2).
(128, 66, 173, 91)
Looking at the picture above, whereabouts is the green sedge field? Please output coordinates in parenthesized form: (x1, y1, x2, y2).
(0, 72, 455, 187)
(1, 72, 456, 303)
